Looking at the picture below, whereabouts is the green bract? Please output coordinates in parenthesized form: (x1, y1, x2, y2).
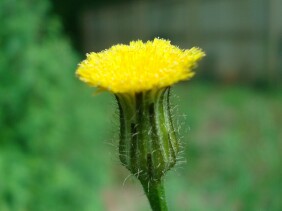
(116, 87, 178, 183)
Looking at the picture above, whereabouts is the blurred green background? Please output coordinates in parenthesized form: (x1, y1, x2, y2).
(0, 0, 281, 210)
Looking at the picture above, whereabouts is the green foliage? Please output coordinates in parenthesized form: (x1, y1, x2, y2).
(0, 0, 111, 210)
(165, 83, 282, 211)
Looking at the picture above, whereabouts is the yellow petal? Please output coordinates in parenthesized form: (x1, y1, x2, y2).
(76, 38, 205, 93)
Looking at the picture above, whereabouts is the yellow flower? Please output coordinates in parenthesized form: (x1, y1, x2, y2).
(76, 38, 205, 93)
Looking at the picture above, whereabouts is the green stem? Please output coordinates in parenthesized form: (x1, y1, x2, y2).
(141, 179, 168, 211)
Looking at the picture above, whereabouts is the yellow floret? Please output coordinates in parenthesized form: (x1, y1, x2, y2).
(76, 38, 205, 93)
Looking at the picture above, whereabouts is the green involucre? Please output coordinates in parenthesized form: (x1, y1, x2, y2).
(116, 87, 179, 183)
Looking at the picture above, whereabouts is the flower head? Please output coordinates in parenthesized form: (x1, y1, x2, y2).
(76, 38, 205, 93)
(76, 39, 205, 209)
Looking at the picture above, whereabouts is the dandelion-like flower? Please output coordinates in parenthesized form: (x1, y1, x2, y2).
(76, 38, 205, 211)
(76, 38, 204, 93)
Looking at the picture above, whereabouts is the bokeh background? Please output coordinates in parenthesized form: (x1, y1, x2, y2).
(0, 0, 281, 210)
